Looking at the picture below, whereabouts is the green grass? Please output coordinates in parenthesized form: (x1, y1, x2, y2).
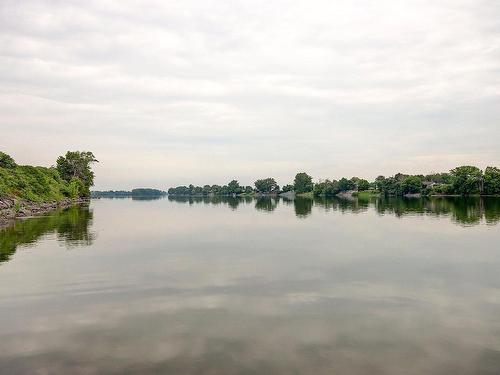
(296, 192, 314, 198)
(352, 190, 380, 198)
(0, 165, 78, 202)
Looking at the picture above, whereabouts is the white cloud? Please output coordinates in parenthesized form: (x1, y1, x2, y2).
(1, 0, 499, 188)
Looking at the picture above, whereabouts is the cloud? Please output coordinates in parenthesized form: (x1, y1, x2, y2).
(1, 0, 499, 188)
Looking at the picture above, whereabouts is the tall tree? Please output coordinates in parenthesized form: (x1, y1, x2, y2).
(293, 172, 314, 193)
(56, 151, 98, 192)
(338, 177, 355, 192)
(357, 179, 370, 191)
(254, 178, 279, 193)
(450, 166, 483, 195)
(227, 180, 242, 194)
(0, 152, 17, 169)
(402, 176, 422, 194)
(484, 166, 500, 195)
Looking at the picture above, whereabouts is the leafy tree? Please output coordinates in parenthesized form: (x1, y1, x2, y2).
(376, 176, 402, 196)
(254, 178, 279, 193)
(313, 179, 340, 197)
(202, 185, 211, 195)
(375, 176, 386, 191)
(281, 184, 294, 193)
(450, 166, 483, 195)
(293, 172, 314, 193)
(357, 179, 370, 191)
(425, 173, 451, 184)
(394, 173, 409, 182)
(56, 151, 97, 189)
(0, 152, 17, 169)
(227, 180, 242, 194)
(402, 176, 422, 194)
(244, 185, 254, 194)
(338, 177, 355, 192)
(484, 166, 500, 195)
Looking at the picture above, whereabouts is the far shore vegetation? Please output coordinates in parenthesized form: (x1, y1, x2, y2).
(0, 151, 97, 203)
(167, 165, 500, 198)
(2, 150, 499, 204)
(91, 188, 166, 198)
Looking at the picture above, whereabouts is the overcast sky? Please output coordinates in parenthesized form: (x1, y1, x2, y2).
(1, 0, 499, 189)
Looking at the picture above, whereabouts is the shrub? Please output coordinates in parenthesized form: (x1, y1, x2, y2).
(0, 152, 17, 169)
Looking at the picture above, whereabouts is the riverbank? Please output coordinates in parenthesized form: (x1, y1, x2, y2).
(0, 197, 89, 228)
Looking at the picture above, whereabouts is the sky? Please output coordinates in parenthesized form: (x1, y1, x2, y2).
(1, 0, 499, 190)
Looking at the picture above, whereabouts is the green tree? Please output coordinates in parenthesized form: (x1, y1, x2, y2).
(0, 152, 17, 169)
(450, 166, 483, 195)
(402, 176, 422, 194)
(202, 185, 212, 195)
(376, 176, 402, 196)
(227, 180, 242, 194)
(254, 178, 279, 193)
(56, 151, 98, 196)
(375, 176, 386, 192)
(313, 180, 339, 197)
(425, 173, 451, 184)
(338, 177, 355, 192)
(484, 166, 500, 195)
(281, 184, 294, 193)
(357, 179, 370, 191)
(293, 172, 313, 193)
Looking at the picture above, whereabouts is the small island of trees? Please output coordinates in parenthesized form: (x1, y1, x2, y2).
(91, 188, 167, 198)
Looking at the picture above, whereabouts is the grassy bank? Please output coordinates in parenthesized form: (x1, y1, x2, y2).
(352, 190, 381, 198)
(0, 151, 96, 205)
(296, 192, 314, 198)
(0, 166, 82, 202)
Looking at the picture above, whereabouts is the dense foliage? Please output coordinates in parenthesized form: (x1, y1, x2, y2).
(0, 151, 97, 202)
(56, 151, 98, 197)
(293, 173, 313, 193)
(131, 188, 166, 197)
(0, 152, 17, 169)
(484, 167, 500, 195)
(254, 178, 279, 194)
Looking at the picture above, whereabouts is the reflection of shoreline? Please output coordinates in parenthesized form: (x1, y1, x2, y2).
(0, 205, 94, 263)
(0, 198, 89, 229)
(165, 195, 500, 226)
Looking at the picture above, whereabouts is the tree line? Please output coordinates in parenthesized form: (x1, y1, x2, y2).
(167, 165, 500, 197)
(91, 188, 166, 198)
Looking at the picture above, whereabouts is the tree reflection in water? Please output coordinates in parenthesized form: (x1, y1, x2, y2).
(166, 195, 500, 226)
(0, 205, 94, 263)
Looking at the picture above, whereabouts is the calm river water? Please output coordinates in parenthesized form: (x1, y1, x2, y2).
(1, 196, 500, 374)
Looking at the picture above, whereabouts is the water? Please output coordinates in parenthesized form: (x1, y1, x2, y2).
(1, 196, 500, 374)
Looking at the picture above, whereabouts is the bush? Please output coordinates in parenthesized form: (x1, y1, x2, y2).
(0, 152, 17, 169)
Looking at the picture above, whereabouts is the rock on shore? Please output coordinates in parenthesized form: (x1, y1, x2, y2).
(0, 197, 89, 228)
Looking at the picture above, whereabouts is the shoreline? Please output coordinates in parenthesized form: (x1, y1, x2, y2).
(0, 197, 89, 229)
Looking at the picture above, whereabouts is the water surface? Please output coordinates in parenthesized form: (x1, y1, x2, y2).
(1, 196, 500, 374)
